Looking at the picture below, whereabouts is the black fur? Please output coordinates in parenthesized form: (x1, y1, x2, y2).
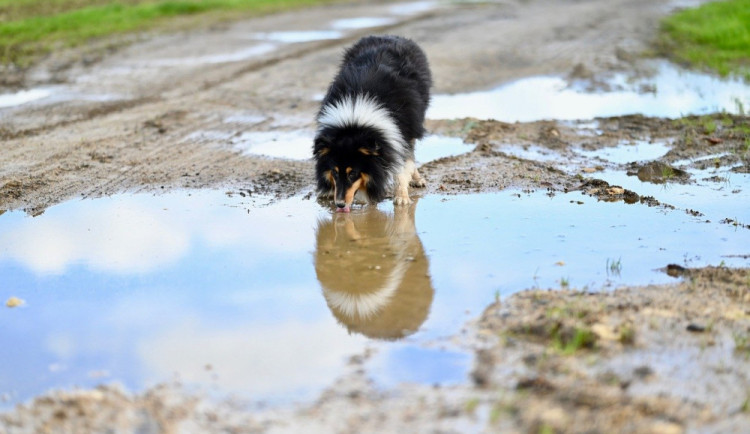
(314, 35, 432, 208)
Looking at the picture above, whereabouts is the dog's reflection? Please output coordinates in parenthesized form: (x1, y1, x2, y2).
(314, 201, 434, 340)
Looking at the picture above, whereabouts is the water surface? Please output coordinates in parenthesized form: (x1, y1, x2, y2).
(2, 187, 748, 407)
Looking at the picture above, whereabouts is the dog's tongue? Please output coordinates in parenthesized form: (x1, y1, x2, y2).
(336, 206, 351, 213)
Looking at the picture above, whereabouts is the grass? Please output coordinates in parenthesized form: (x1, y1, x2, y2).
(551, 326, 596, 355)
(735, 331, 750, 357)
(660, 0, 750, 80)
(0, 0, 338, 67)
(661, 165, 675, 180)
(606, 257, 622, 276)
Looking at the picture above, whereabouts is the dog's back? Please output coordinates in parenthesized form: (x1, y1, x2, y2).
(321, 35, 432, 144)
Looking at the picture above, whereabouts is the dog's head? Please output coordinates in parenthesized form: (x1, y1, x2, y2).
(313, 128, 392, 212)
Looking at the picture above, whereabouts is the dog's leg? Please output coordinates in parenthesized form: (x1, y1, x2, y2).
(410, 167, 426, 188)
(393, 159, 415, 206)
(392, 197, 418, 235)
(406, 139, 426, 188)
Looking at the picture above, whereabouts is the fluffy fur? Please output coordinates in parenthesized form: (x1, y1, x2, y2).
(314, 35, 432, 212)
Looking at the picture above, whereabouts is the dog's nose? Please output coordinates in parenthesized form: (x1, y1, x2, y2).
(336, 202, 346, 208)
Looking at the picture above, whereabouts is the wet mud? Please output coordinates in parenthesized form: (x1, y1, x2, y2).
(1, 0, 750, 432)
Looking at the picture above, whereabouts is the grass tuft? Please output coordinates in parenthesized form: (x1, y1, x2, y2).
(0, 0, 337, 67)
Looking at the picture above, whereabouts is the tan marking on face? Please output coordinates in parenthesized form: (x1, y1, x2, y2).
(317, 147, 329, 157)
(344, 177, 363, 207)
(333, 167, 339, 173)
(346, 167, 352, 176)
(358, 147, 378, 156)
(325, 170, 336, 197)
(360, 173, 370, 187)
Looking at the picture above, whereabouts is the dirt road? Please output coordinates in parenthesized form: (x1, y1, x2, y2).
(2, 0, 687, 214)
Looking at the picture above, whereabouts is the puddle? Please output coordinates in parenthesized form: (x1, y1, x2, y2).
(388, 1, 438, 15)
(329, 17, 397, 30)
(415, 135, 470, 162)
(2, 188, 748, 407)
(225, 131, 470, 162)
(0, 86, 125, 111)
(591, 168, 750, 225)
(428, 61, 750, 121)
(248, 30, 344, 43)
(578, 140, 672, 165)
(231, 130, 313, 160)
(0, 88, 54, 109)
(146, 43, 277, 67)
(221, 113, 268, 125)
(576, 140, 750, 225)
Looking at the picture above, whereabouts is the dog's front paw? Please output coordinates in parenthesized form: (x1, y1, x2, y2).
(409, 178, 426, 188)
(393, 194, 412, 206)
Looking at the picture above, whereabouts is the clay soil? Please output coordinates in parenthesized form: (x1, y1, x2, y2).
(1, 0, 749, 432)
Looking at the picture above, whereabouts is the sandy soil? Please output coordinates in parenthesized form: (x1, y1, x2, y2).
(1, 0, 749, 432)
(1, 0, 693, 214)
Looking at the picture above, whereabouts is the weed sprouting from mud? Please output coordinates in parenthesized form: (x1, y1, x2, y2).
(734, 97, 746, 116)
(550, 326, 596, 354)
(741, 396, 750, 413)
(734, 332, 750, 358)
(606, 257, 622, 277)
(701, 118, 717, 135)
(660, 165, 676, 180)
(464, 397, 480, 414)
(618, 324, 636, 345)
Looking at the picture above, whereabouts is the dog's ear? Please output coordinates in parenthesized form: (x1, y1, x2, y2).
(358, 143, 380, 156)
(313, 134, 331, 157)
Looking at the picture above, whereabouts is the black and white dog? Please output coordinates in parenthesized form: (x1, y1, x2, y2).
(313, 35, 432, 213)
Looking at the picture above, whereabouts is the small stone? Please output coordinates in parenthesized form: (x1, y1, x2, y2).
(686, 323, 706, 333)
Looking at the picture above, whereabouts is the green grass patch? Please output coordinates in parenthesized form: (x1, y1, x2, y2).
(659, 0, 750, 80)
(0, 0, 338, 67)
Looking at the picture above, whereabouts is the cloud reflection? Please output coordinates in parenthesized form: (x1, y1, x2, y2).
(0, 193, 317, 274)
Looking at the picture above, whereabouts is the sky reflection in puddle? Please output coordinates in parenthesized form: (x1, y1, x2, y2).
(229, 131, 470, 163)
(248, 30, 344, 43)
(428, 61, 750, 121)
(0, 89, 54, 109)
(2, 188, 749, 407)
(575, 141, 750, 224)
(578, 140, 672, 165)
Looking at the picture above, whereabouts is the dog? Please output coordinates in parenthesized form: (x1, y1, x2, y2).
(313, 35, 432, 213)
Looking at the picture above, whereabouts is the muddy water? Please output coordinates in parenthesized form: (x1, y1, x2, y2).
(428, 61, 750, 121)
(2, 185, 749, 407)
(573, 140, 750, 226)
(227, 132, 470, 162)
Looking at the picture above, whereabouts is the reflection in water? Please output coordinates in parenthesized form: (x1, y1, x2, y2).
(315, 201, 434, 340)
